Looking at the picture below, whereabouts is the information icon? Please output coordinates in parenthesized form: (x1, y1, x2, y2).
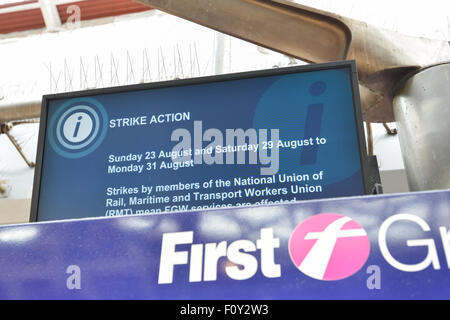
(62, 112, 94, 144)
(48, 98, 108, 159)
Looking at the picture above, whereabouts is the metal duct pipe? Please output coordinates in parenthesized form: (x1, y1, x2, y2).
(135, 0, 450, 123)
(393, 63, 450, 191)
(136, 0, 353, 64)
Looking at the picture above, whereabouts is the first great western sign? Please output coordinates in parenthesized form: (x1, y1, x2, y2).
(0, 189, 449, 299)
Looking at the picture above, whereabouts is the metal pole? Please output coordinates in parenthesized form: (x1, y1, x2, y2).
(393, 63, 450, 191)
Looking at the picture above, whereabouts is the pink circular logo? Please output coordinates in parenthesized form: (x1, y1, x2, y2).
(289, 213, 370, 281)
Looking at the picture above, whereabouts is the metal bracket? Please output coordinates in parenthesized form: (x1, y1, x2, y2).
(0, 119, 40, 168)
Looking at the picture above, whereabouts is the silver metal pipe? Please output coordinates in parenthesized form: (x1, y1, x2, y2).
(393, 63, 450, 191)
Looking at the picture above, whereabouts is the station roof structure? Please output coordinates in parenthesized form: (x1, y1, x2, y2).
(0, 0, 151, 35)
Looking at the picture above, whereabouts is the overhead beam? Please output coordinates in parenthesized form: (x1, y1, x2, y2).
(136, 0, 352, 63)
(38, 0, 62, 31)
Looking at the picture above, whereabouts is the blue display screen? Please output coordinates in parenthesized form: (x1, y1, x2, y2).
(35, 63, 366, 221)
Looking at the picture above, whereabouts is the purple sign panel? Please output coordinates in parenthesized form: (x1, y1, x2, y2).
(0, 189, 449, 300)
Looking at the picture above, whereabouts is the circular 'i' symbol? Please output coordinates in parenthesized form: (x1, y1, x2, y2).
(49, 98, 108, 159)
(64, 114, 92, 143)
(289, 213, 370, 281)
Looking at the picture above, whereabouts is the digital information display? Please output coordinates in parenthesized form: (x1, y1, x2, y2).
(31, 61, 369, 222)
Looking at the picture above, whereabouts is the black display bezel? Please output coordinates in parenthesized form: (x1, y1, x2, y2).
(30, 60, 370, 222)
